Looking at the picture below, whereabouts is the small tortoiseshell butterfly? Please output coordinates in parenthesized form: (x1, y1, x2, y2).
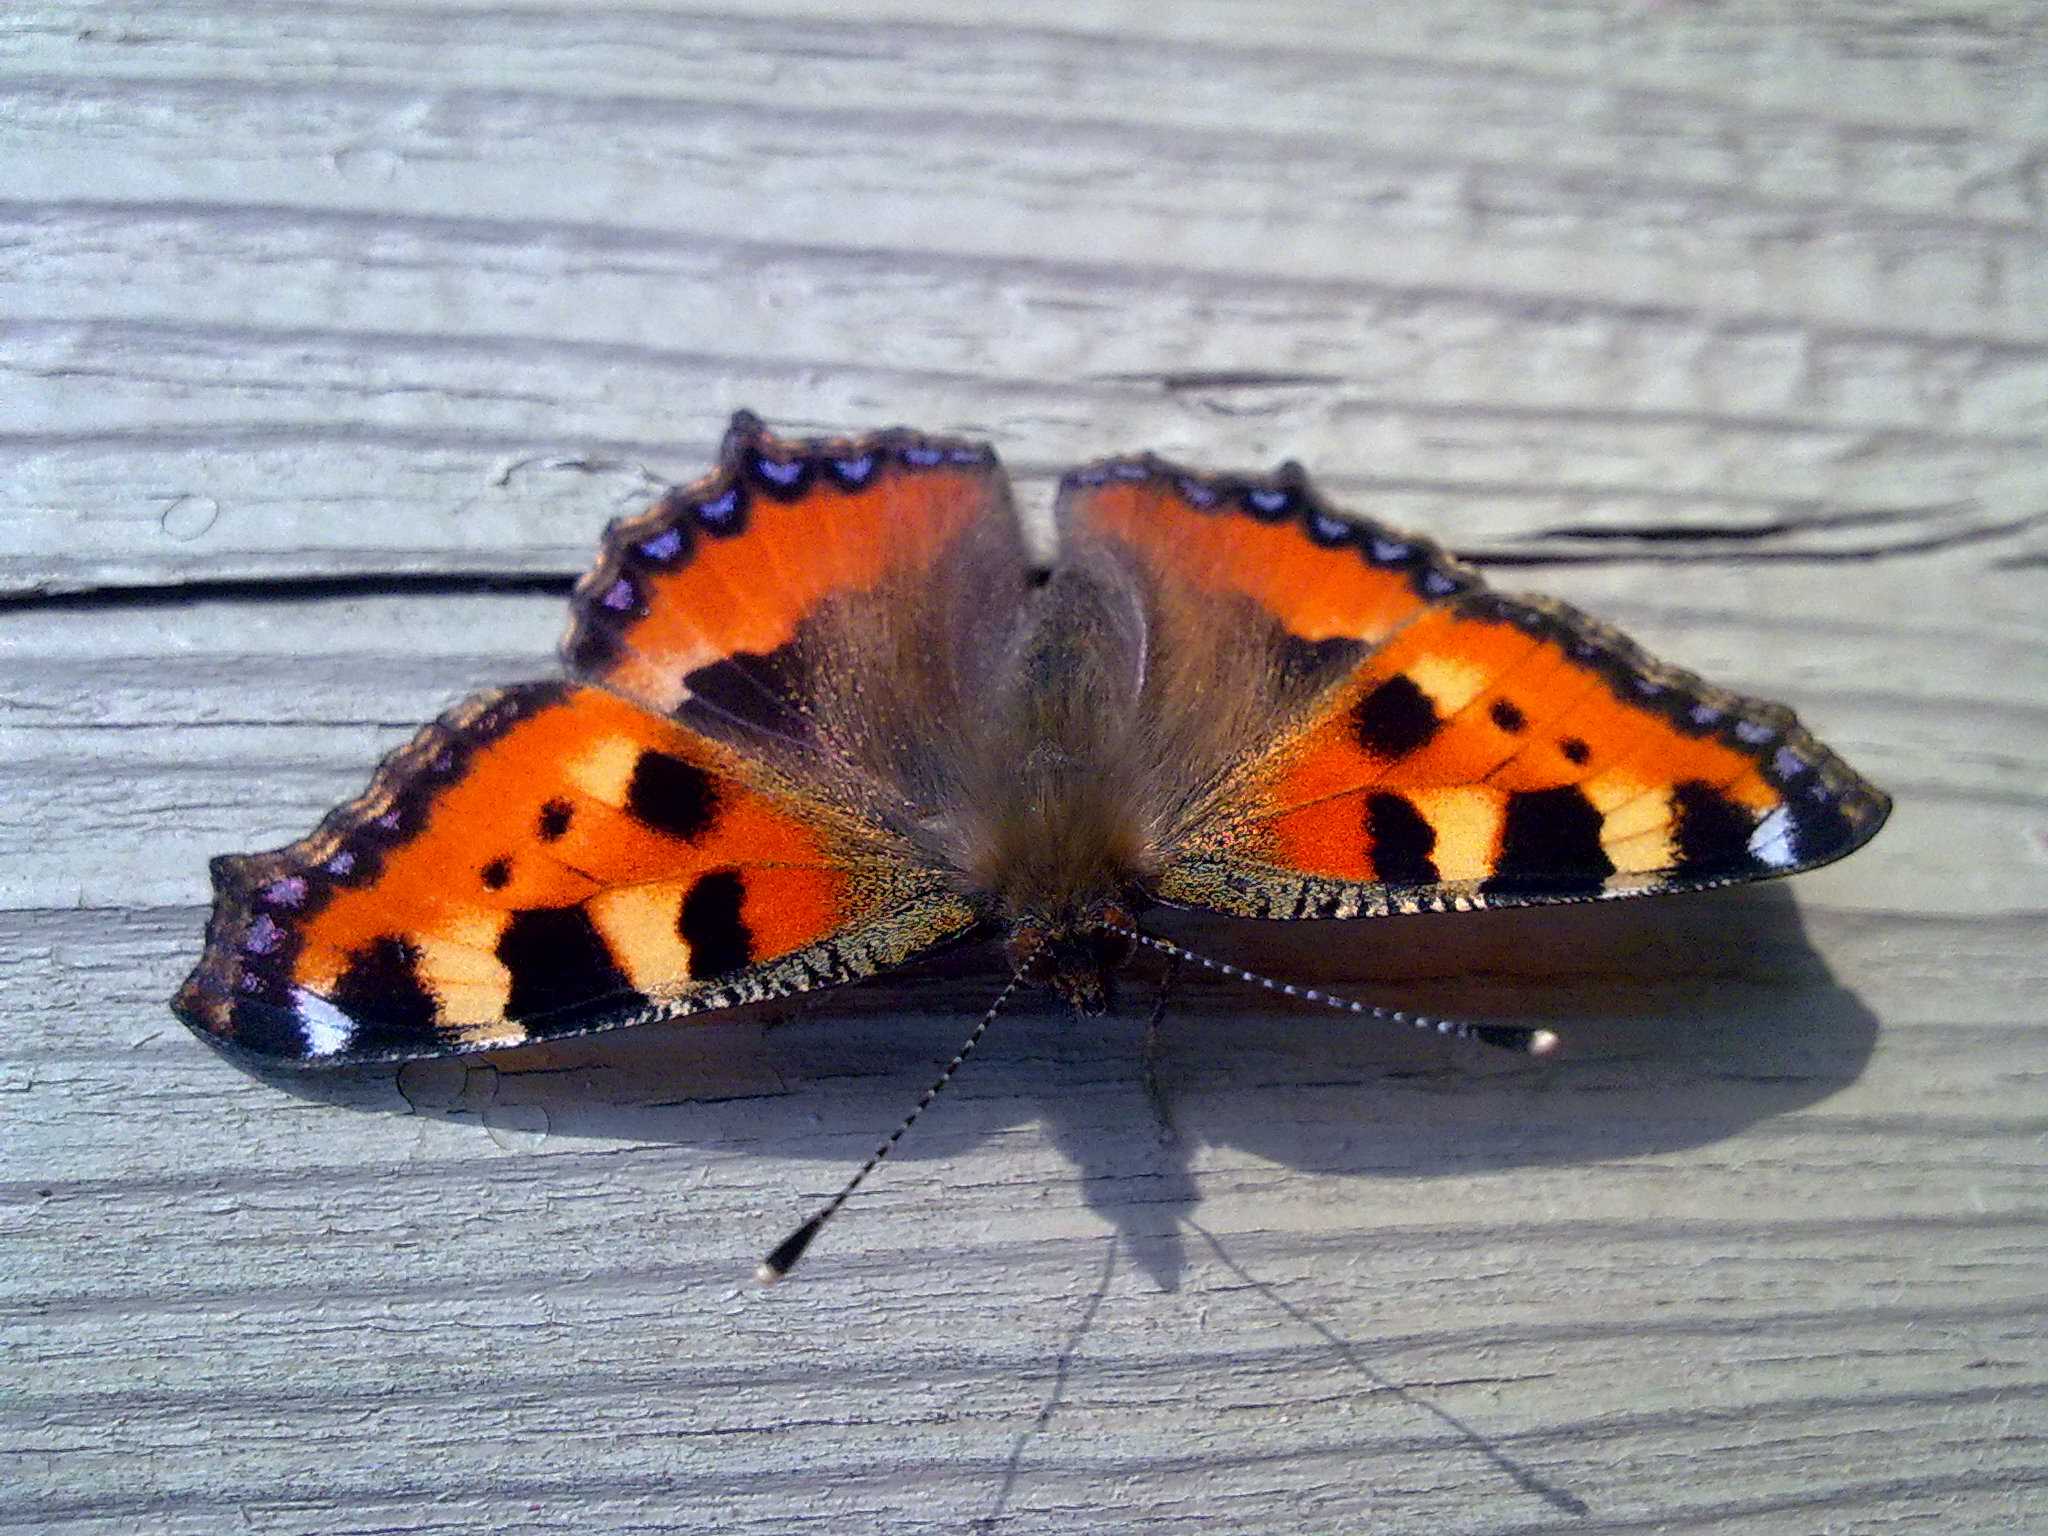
(175, 411, 1889, 1071)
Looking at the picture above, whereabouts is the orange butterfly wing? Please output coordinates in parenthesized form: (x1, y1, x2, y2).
(176, 415, 1017, 1065)
(174, 683, 977, 1065)
(564, 411, 1018, 719)
(1059, 459, 1890, 920)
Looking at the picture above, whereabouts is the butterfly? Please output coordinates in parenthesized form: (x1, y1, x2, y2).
(174, 411, 1890, 1071)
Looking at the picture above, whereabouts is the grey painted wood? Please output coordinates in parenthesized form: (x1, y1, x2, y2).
(4, 3, 2045, 1532)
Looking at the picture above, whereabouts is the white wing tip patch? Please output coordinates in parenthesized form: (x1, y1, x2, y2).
(292, 989, 358, 1058)
(1748, 805, 1798, 870)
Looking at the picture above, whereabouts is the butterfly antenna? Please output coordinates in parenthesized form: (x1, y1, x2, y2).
(1110, 926, 1559, 1057)
(755, 967, 1032, 1285)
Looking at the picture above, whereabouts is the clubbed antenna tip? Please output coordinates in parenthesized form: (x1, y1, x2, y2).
(750, 970, 1028, 1286)
(1473, 1024, 1560, 1056)
(1112, 925, 1563, 1058)
(755, 1213, 826, 1286)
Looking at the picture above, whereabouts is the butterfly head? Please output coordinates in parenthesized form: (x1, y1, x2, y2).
(1005, 901, 1137, 1017)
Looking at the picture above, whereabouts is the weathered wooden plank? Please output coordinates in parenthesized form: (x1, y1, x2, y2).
(8, 270, 2042, 582)
(3, 2, 2046, 1533)
(5, 1, 2046, 593)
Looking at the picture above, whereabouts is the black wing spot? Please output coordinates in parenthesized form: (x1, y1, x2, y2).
(537, 799, 574, 842)
(497, 906, 644, 1032)
(1671, 780, 1763, 878)
(1490, 698, 1527, 733)
(1365, 792, 1439, 885)
(331, 934, 439, 1042)
(681, 642, 813, 750)
(680, 870, 754, 980)
(1277, 633, 1368, 694)
(1484, 785, 1614, 898)
(1787, 790, 1857, 866)
(1352, 675, 1441, 760)
(1560, 736, 1591, 765)
(625, 750, 721, 841)
(480, 857, 513, 890)
(229, 998, 321, 1060)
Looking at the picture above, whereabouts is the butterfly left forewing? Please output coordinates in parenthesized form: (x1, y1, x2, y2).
(1058, 458, 1889, 923)
(175, 682, 976, 1066)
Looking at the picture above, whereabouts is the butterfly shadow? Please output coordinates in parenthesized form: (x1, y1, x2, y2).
(248, 882, 1877, 1294)
(1141, 880, 1881, 1201)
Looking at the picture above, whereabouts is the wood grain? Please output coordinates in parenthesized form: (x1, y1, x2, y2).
(4, 3, 2045, 1531)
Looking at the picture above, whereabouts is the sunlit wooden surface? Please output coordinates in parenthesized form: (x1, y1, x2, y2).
(5, 3, 2046, 1531)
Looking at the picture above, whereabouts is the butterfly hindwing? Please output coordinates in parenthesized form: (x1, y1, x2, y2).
(1058, 459, 1890, 921)
(564, 412, 1024, 722)
(174, 682, 977, 1066)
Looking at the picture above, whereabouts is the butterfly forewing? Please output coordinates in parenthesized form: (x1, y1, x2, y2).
(564, 412, 1026, 723)
(175, 682, 979, 1065)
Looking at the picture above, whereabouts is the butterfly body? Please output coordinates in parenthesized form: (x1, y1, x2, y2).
(175, 413, 1888, 1066)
